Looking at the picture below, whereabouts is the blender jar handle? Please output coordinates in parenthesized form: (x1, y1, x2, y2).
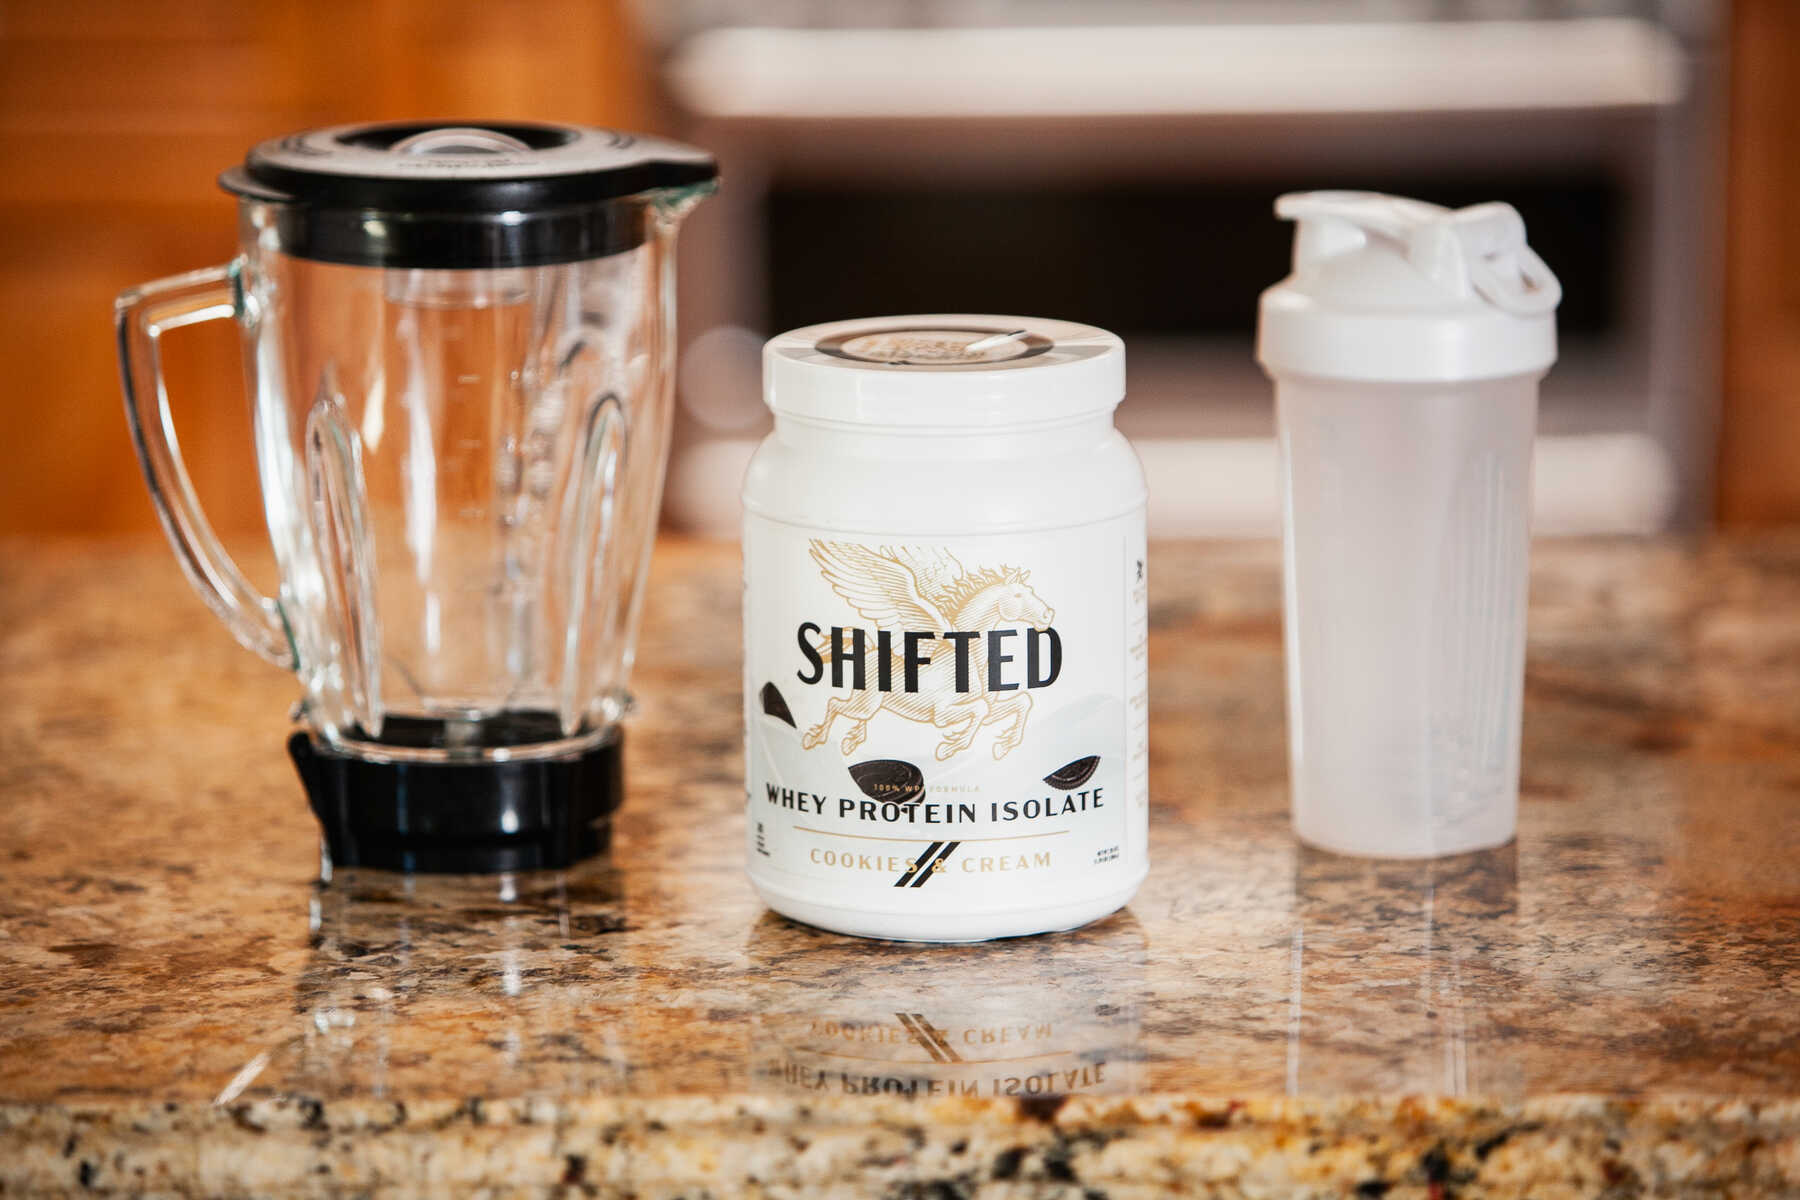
(116, 261, 297, 670)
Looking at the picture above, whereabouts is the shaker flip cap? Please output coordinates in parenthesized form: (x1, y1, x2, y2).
(1258, 190, 1560, 384)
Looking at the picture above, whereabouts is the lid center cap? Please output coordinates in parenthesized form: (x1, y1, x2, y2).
(390, 127, 533, 157)
(826, 326, 1049, 366)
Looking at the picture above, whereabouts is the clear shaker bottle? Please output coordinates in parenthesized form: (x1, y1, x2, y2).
(1255, 191, 1561, 858)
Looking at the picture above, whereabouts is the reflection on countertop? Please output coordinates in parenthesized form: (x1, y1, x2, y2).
(1289, 845, 1523, 1099)
(282, 867, 636, 1104)
(745, 912, 1148, 1104)
(2, 536, 1798, 1195)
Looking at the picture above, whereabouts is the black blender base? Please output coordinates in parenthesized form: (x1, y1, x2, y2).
(289, 725, 623, 875)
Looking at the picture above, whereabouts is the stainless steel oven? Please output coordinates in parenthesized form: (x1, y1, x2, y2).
(646, 0, 1725, 536)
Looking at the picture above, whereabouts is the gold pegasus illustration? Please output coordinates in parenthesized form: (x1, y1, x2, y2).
(802, 541, 1055, 762)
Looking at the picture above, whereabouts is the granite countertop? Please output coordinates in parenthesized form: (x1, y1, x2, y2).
(2, 535, 1797, 1197)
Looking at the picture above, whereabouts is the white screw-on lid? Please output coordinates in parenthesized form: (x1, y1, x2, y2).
(764, 315, 1124, 428)
(1256, 191, 1561, 384)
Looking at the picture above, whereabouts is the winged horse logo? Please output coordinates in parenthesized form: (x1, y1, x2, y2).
(801, 540, 1055, 762)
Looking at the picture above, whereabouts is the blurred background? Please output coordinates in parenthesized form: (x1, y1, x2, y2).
(2, 0, 1795, 541)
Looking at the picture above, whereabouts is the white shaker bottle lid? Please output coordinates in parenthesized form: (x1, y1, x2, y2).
(1256, 191, 1561, 384)
(764, 315, 1124, 428)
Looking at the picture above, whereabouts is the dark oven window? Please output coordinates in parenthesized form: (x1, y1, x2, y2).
(766, 177, 1620, 341)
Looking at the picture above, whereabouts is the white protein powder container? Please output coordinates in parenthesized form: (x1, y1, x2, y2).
(741, 315, 1149, 942)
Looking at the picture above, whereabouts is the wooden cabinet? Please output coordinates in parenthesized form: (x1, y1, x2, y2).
(0, 1, 649, 534)
(1720, 0, 1800, 525)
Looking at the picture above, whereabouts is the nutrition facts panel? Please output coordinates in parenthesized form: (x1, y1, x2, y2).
(1126, 546, 1149, 857)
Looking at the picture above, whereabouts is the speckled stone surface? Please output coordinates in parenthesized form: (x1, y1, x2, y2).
(2, 536, 1798, 1196)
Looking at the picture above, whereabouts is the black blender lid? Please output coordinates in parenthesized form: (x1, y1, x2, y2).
(220, 120, 717, 269)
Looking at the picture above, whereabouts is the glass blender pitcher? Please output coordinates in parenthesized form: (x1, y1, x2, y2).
(116, 121, 716, 873)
